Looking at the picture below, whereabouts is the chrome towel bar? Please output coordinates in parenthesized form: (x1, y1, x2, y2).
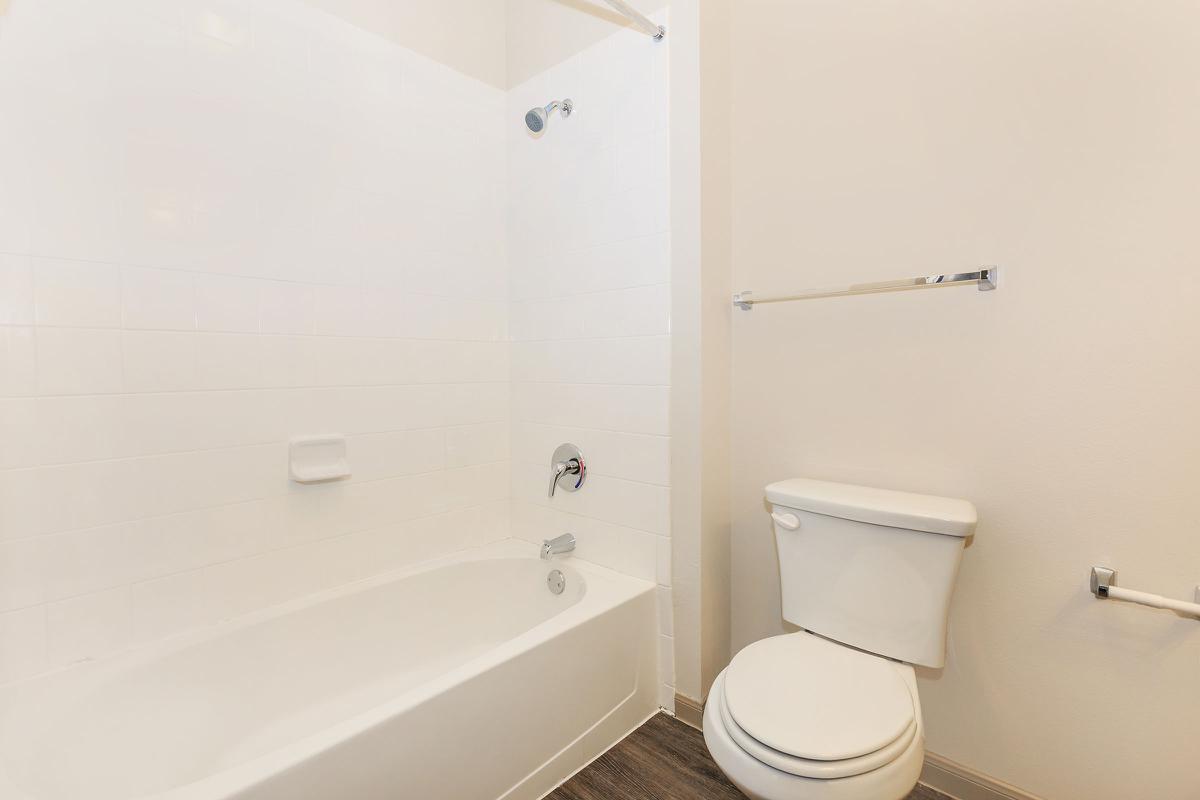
(733, 267, 998, 310)
(1090, 567, 1200, 619)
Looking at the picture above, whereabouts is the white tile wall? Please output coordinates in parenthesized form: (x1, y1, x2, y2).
(0, 0, 509, 682)
(0, 1, 675, 699)
(506, 17, 674, 705)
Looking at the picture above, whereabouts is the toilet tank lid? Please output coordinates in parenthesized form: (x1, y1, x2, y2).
(766, 479, 977, 537)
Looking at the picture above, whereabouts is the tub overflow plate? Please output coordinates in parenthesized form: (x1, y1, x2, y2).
(547, 569, 566, 595)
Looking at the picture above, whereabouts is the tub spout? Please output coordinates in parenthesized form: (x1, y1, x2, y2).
(541, 533, 576, 560)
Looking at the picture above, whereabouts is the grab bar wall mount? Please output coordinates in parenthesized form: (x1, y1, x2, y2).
(1089, 566, 1200, 619)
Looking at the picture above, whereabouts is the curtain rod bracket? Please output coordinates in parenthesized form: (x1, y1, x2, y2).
(600, 0, 666, 40)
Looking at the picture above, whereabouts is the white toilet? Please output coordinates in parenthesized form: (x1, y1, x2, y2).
(705, 478, 977, 800)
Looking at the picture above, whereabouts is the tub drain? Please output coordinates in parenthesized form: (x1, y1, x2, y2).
(547, 569, 566, 595)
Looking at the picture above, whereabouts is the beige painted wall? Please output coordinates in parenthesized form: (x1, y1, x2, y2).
(728, 2, 1200, 799)
(669, 0, 705, 704)
(669, 0, 733, 706)
(695, 0, 732, 700)
(304, 0, 507, 87)
(507, 0, 668, 87)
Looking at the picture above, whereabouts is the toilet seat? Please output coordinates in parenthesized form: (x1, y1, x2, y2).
(718, 633, 917, 779)
(704, 666, 926, 800)
(717, 673, 918, 779)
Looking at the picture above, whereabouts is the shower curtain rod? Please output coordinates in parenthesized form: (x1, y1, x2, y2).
(600, 0, 666, 39)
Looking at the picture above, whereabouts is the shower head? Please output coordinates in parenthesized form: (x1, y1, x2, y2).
(524, 99, 573, 135)
(524, 107, 548, 134)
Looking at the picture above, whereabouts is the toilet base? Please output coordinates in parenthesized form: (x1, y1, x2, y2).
(703, 670, 924, 800)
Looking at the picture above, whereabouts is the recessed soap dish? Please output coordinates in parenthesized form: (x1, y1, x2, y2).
(288, 435, 351, 484)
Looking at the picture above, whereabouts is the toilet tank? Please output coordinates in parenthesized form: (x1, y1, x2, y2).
(767, 479, 976, 668)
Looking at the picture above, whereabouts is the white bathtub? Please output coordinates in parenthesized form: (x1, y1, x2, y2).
(0, 541, 659, 800)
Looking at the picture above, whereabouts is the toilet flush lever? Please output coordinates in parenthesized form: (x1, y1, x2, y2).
(548, 443, 586, 498)
(771, 511, 801, 530)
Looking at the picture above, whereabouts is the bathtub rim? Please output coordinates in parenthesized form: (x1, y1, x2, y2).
(0, 539, 657, 800)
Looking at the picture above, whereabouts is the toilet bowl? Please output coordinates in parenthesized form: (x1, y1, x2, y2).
(703, 479, 975, 800)
(703, 632, 925, 800)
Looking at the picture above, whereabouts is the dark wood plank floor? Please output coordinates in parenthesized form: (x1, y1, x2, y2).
(547, 713, 950, 800)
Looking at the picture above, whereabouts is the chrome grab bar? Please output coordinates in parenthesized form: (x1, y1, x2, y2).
(1090, 567, 1200, 619)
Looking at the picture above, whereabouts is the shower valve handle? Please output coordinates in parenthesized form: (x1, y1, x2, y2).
(548, 460, 576, 497)
(547, 444, 586, 498)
